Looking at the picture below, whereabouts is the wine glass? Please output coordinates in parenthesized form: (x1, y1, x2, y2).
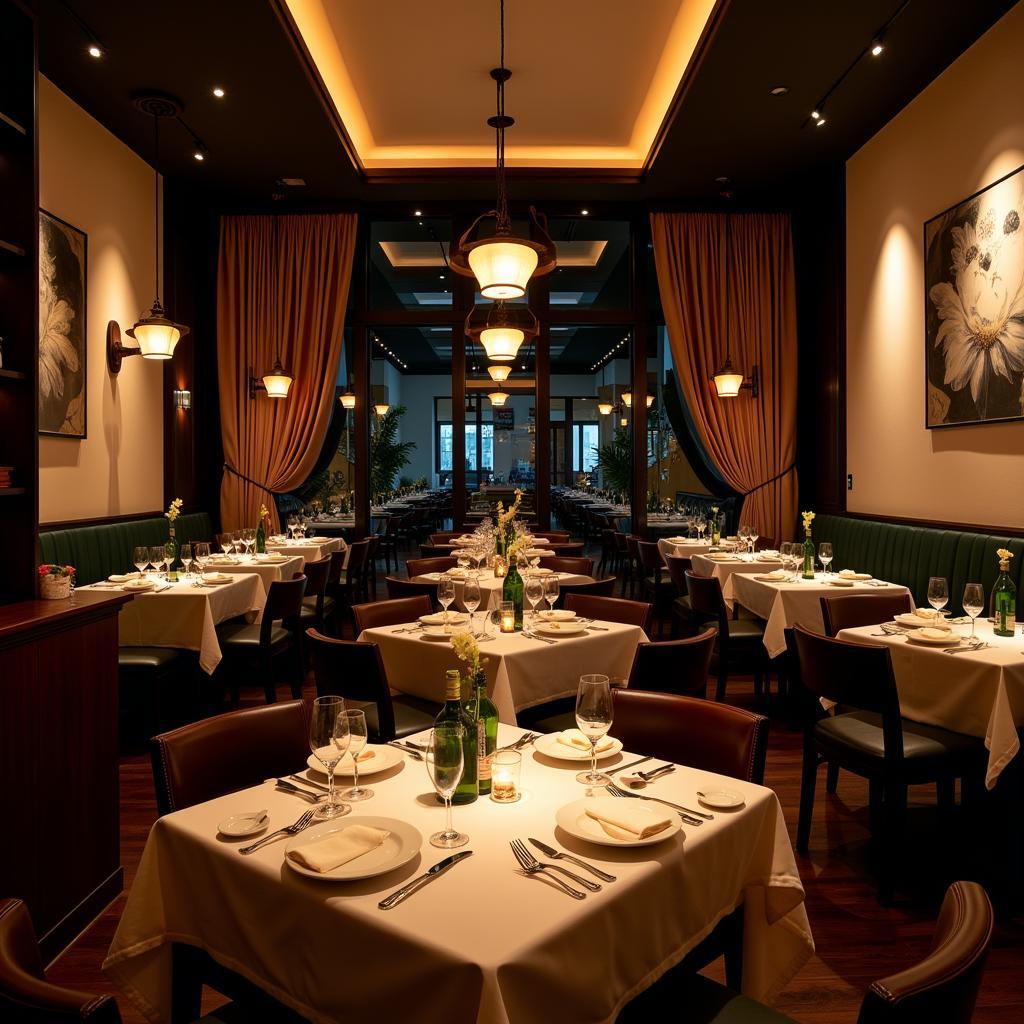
(438, 578, 456, 629)
(779, 542, 793, 577)
(738, 525, 750, 559)
(462, 577, 481, 634)
(928, 576, 949, 616)
(575, 674, 613, 786)
(193, 542, 210, 576)
(962, 582, 984, 638)
(457, 549, 471, 574)
(336, 709, 373, 802)
(818, 542, 833, 575)
(425, 725, 468, 849)
(180, 543, 193, 581)
(696, 516, 706, 541)
(149, 546, 165, 577)
(525, 576, 544, 627)
(749, 526, 760, 554)
(217, 533, 234, 555)
(133, 546, 149, 577)
(543, 576, 560, 614)
(309, 695, 349, 820)
(286, 517, 296, 540)
(231, 531, 243, 556)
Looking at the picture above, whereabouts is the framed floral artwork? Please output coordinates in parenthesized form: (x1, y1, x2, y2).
(924, 164, 1024, 428)
(39, 210, 87, 438)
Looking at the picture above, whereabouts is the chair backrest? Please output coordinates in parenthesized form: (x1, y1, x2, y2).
(685, 571, 728, 626)
(150, 700, 309, 815)
(352, 595, 432, 633)
(262, 575, 307, 644)
(305, 630, 398, 740)
(563, 594, 654, 634)
(429, 533, 459, 544)
(532, 531, 570, 541)
(664, 552, 691, 595)
(327, 548, 346, 586)
(385, 576, 441, 601)
(755, 535, 779, 551)
(627, 629, 717, 697)
(300, 556, 331, 607)
(418, 544, 453, 559)
(637, 540, 663, 578)
(0, 898, 122, 1022)
(406, 556, 457, 578)
(344, 538, 372, 577)
(544, 541, 585, 556)
(857, 881, 993, 1024)
(558, 576, 616, 598)
(612, 690, 770, 784)
(538, 556, 593, 576)
(820, 592, 914, 637)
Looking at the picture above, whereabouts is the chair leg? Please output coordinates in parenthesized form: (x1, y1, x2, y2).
(826, 762, 840, 794)
(879, 781, 907, 905)
(797, 734, 817, 854)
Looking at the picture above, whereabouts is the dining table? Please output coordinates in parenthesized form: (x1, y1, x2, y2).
(412, 568, 594, 613)
(265, 535, 346, 566)
(359, 619, 648, 723)
(838, 619, 1024, 789)
(103, 724, 814, 1024)
(691, 552, 785, 606)
(657, 538, 713, 564)
(79, 573, 265, 674)
(203, 553, 305, 593)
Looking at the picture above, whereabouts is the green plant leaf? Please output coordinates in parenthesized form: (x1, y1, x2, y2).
(370, 405, 417, 494)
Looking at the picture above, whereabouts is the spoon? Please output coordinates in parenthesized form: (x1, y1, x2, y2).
(621, 764, 675, 788)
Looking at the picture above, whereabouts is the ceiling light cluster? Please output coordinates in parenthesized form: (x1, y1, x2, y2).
(590, 335, 630, 373)
(374, 335, 407, 370)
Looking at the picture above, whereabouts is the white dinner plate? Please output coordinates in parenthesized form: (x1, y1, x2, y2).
(122, 579, 156, 592)
(255, 553, 288, 562)
(754, 573, 788, 583)
(284, 817, 423, 881)
(306, 744, 404, 777)
(828, 579, 855, 587)
(706, 554, 736, 562)
(419, 612, 469, 626)
(452, 538, 476, 546)
(108, 572, 142, 583)
(529, 538, 550, 545)
(906, 629, 963, 646)
(894, 612, 949, 629)
(837, 572, 872, 581)
(533, 620, 588, 637)
(199, 575, 233, 586)
(666, 536, 690, 544)
(536, 609, 576, 622)
(697, 789, 745, 810)
(524, 567, 553, 576)
(218, 810, 269, 837)
(555, 798, 682, 848)
(533, 733, 623, 762)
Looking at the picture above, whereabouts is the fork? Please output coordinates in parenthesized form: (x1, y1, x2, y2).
(528, 837, 616, 882)
(498, 732, 539, 752)
(240, 809, 315, 854)
(509, 840, 588, 898)
(606, 784, 709, 825)
(945, 642, 989, 655)
(521, 630, 556, 644)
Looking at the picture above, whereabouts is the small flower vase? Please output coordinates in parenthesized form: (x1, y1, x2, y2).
(802, 532, 816, 579)
(711, 516, 721, 546)
(40, 574, 71, 600)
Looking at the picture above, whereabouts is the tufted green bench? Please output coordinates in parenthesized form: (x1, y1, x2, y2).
(39, 512, 214, 586)
(814, 513, 1023, 617)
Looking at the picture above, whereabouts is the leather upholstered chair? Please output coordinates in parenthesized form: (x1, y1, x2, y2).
(626, 629, 717, 698)
(295, 556, 335, 636)
(562, 594, 653, 634)
(406, 556, 457, 578)
(555, 576, 617, 599)
(385, 576, 443, 603)
(536, 555, 593, 576)
(352, 596, 433, 634)
(820, 592, 914, 636)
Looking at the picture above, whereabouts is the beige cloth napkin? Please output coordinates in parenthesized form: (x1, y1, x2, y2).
(755, 571, 787, 582)
(917, 626, 954, 641)
(558, 729, 614, 753)
(584, 798, 672, 840)
(109, 572, 142, 583)
(287, 824, 390, 872)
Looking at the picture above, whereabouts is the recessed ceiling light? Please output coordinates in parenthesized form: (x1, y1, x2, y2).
(870, 39, 884, 57)
(413, 209, 423, 216)
(811, 110, 820, 120)
(212, 86, 225, 98)
(715, 176, 729, 184)
(816, 116, 826, 127)
(87, 44, 103, 58)
(193, 150, 205, 161)
(580, 209, 589, 216)
(769, 86, 788, 96)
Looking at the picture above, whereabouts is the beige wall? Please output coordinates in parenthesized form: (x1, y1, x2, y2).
(38, 76, 164, 523)
(846, 4, 1024, 527)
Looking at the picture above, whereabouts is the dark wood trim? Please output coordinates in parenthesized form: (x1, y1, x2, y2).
(353, 325, 369, 539)
(839, 509, 1024, 539)
(0, 591, 133, 648)
(40, 868, 123, 966)
(533, 275, 551, 531)
(40, 510, 164, 531)
(363, 165, 646, 185)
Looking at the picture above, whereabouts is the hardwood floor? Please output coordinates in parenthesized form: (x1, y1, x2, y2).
(45, 676, 1024, 1023)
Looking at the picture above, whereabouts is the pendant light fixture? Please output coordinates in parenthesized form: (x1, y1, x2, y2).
(249, 214, 294, 399)
(597, 363, 613, 415)
(449, 0, 556, 298)
(597, 399, 614, 416)
(712, 214, 759, 399)
(339, 391, 356, 409)
(488, 390, 509, 406)
(465, 299, 539, 362)
(488, 364, 512, 382)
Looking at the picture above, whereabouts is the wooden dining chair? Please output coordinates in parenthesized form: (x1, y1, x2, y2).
(418, 544, 453, 559)
(562, 594, 654, 634)
(613, 532, 632, 596)
(536, 555, 593, 576)
(820, 592, 914, 636)
(328, 538, 370, 629)
(556, 576, 617, 599)
(792, 625, 982, 902)
(385, 576, 442, 604)
(663, 550, 700, 637)
(638, 540, 676, 637)
(626, 629, 717, 698)
(406, 556, 457, 578)
(624, 535, 644, 599)
(305, 630, 440, 741)
(294, 556, 335, 637)
(351, 595, 433, 634)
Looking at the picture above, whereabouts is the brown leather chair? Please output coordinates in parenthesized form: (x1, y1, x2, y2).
(686, 570, 768, 703)
(663, 550, 700, 637)
(406, 556, 457, 578)
(626, 629, 717, 698)
(556, 576, 617, 598)
(328, 539, 371, 624)
(543, 541, 585, 556)
(621, 880, 993, 1024)
(306, 629, 440, 741)
(535, 555, 593, 576)
(418, 544, 453, 559)
(295, 556, 335, 635)
(385, 576, 442, 603)
(531, 531, 570, 541)
(638, 540, 675, 637)
(150, 700, 310, 816)
(563, 594, 654, 634)
(352, 595, 433, 634)
(792, 625, 981, 902)
(612, 689, 769, 784)
(820, 592, 914, 636)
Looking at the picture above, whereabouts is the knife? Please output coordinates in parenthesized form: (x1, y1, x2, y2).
(606, 755, 653, 776)
(378, 850, 474, 909)
(610, 786, 711, 824)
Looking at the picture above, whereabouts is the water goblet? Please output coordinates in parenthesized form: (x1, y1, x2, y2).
(133, 546, 149, 577)
(309, 695, 349, 820)
(525, 576, 544, 627)
(180, 543, 193, 581)
(337, 709, 373, 802)
(438, 578, 456, 629)
(962, 583, 984, 638)
(193, 542, 211, 576)
(543, 576, 560, 614)
(462, 577, 481, 634)
(928, 576, 949, 616)
(818, 542, 833, 575)
(575, 674, 613, 786)
(425, 725, 468, 849)
(749, 526, 760, 554)
(149, 546, 165, 577)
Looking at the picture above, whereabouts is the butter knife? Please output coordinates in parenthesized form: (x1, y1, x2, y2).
(379, 850, 474, 909)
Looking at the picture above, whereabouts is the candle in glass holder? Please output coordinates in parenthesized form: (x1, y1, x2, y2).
(491, 749, 521, 802)
(493, 556, 507, 578)
(500, 600, 515, 633)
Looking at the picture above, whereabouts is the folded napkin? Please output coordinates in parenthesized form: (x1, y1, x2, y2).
(838, 570, 872, 581)
(306, 536, 331, 543)
(313, 745, 376, 764)
(584, 797, 672, 840)
(828, 578, 855, 587)
(202, 572, 231, 582)
(755, 570, 787, 582)
(286, 824, 390, 873)
(557, 729, 614, 753)
(109, 572, 141, 583)
(917, 626, 953, 641)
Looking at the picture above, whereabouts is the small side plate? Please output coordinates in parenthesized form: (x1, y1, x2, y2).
(218, 811, 269, 837)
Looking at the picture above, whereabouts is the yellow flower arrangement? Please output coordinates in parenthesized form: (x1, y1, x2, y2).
(259, 503, 270, 521)
(165, 497, 183, 523)
(801, 510, 815, 534)
(496, 488, 523, 531)
(997, 547, 1014, 563)
(452, 630, 485, 680)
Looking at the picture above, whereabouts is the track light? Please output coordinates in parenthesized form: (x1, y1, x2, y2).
(87, 43, 103, 58)
(870, 38, 884, 56)
(212, 86, 226, 98)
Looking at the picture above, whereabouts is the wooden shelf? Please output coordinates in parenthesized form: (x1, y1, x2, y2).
(0, 238, 27, 258)
(0, 488, 26, 496)
(0, 368, 27, 381)
(0, 109, 27, 135)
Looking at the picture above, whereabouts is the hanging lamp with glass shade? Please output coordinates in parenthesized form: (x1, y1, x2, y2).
(487, 390, 509, 406)
(712, 213, 759, 399)
(621, 390, 632, 408)
(465, 299, 538, 361)
(488, 364, 512, 382)
(597, 400, 614, 416)
(597, 365, 613, 415)
(449, 0, 556, 298)
(250, 214, 294, 399)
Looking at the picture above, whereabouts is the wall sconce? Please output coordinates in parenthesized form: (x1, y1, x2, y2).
(107, 320, 185, 374)
(597, 401, 613, 416)
(249, 360, 294, 399)
(619, 416, 628, 427)
(173, 389, 191, 410)
(339, 391, 356, 409)
(712, 360, 759, 398)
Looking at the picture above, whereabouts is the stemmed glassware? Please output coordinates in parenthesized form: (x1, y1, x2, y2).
(779, 542, 794, 578)
(336, 709, 373, 802)
(543, 576, 560, 614)
(462, 577, 481, 635)
(456, 549, 471, 574)
(180, 543, 193, 581)
(149, 546, 165, 577)
(133, 546, 149, 576)
(928, 576, 949, 616)
(193, 542, 210, 578)
(425, 725, 468, 849)
(437, 578, 456, 629)
(286, 517, 296, 540)
(749, 526, 759, 555)
(818, 542, 833, 575)
(309, 695, 350, 820)
(575, 674, 614, 786)
(525, 576, 544, 627)
(962, 582, 984, 638)
(695, 517, 707, 542)
(738, 525, 750, 559)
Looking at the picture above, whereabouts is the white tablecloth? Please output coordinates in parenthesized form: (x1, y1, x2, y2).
(691, 554, 786, 607)
(730, 572, 911, 659)
(204, 555, 305, 594)
(414, 571, 593, 612)
(80, 575, 265, 674)
(103, 725, 813, 1024)
(266, 537, 344, 565)
(838, 620, 1024, 788)
(360, 620, 648, 723)
(657, 539, 713, 564)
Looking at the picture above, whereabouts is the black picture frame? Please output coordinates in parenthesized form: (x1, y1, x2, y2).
(38, 209, 88, 439)
(923, 163, 1024, 429)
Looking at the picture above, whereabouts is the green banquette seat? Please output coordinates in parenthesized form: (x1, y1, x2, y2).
(814, 513, 1023, 617)
(39, 512, 214, 586)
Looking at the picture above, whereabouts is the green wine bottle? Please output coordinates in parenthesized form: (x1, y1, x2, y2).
(802, 531, 816, 579)
(434, 670, 478, 804)
(465, 668, 498, 796)
(256, 517, 266, 554)
(992, 552, 1017, 638)
(503, 554, 524, 629)
(164, 527, 179, 582)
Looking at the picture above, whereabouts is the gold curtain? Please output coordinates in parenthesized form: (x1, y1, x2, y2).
(650, 212, 798, 542)
(217, 213, 356, 532)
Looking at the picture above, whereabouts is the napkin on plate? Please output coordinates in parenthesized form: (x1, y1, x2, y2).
(122, 578, 155, 591)
(557, 729, 614, 753)
(754, 570, 787, 582)
(584, 798, 672, 840)
(916, 626, 953, 641)
(109, 572, 141, 583)
(202, 572, 231, 583)
(286, 824, 390, 872)
(838, 569, 872, 581)
(828, 578, 855, 587)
